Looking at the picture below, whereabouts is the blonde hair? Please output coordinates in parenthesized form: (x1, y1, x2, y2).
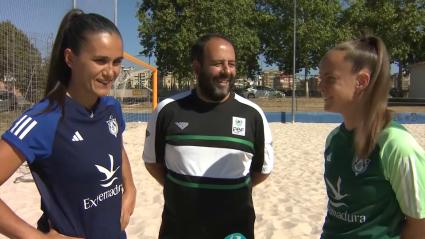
(334, 35, 392, 158)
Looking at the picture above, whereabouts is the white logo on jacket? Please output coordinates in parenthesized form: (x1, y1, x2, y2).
(83, 154, 122, 210)
(9, 115, 38, 140)
(106, 115, 118, 138)
(72, 131, 84, 141)
(325, 177, 349, 208)
(95, 154, 120, 188)
(325, 176, 367, 224)
(232, 117, 246, 136)
(175, 122, 189, 130)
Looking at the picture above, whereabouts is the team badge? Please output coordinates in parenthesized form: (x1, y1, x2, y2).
(232, 117, 246, 136)
(352, 156, 371, 176)
(106, 115, 118, 138)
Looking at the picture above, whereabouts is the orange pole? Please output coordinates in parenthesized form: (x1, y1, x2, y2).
(123, 51, 158, 110)
(123, 52, 156, 71)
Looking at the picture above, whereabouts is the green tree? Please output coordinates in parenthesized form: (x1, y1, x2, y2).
(137, 0, 262, 83)
(258, 0, 345, 74)
(0, 21, 46, 102)
(341, 0, 425, 91)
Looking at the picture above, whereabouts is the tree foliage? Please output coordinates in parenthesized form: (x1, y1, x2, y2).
(341, 0, 425, 71)
(138, 0, 425, 86)
(258, 0, 345, 74)
(137, 0, 262, 81)
(339, 0, 425, 91)
(0, 21, 46, 102)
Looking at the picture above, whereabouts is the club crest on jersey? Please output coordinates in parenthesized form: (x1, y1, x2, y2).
(232, 117, 246, 136)
(352, 156, 371, 176)
(106, 115, 118, 138)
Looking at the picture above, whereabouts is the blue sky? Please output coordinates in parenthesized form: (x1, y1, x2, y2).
(0, 0, 284, 72)
(0, 0, 152, 66)
(0, 0, 396, 74)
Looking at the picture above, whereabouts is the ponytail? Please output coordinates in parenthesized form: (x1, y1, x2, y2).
(334, 35, 392, 158)
(44, 9, 83, 112)
(44, 9, 121, 113)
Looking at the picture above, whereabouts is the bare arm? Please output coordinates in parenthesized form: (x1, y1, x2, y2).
(0, 140, 45, 239)
(401, 216, 425, 239)
(251, 172, 270, 187)
(0, 140, 82, 239)
(145, 162, 166, 186)
(120, 147, 136, 230)
(121, 147, 136, 195)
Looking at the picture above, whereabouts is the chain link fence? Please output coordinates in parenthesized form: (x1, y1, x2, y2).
(0, 25, 53, 130)
(0, 0, 153, 131)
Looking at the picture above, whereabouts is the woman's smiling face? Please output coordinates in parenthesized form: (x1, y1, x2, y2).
(319, 49, 359, 115)
(65, 31, 123, 107)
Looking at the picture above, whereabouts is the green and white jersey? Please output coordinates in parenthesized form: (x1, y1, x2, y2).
(321, 121, 425, 239)
(143, 90, 274, 238)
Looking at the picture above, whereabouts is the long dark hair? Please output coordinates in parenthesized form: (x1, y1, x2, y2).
(334, 35, 392, 158)
(44, 9, 121, 112)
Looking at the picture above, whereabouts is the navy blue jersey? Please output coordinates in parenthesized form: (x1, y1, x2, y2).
(2, 96, 126, 239)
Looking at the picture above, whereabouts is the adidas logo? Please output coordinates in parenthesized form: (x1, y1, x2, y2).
(175, 122, 189, 130)
(72, 131, 84, 141)
(10, 115, 38, 140)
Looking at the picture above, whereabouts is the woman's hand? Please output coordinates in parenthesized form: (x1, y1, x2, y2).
(43, 228, 83, 239)
(120, 147, 136, 231)
(120, 187, 136, 230)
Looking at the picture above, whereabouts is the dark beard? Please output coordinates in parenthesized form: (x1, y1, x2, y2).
(197, 70, 235, 102)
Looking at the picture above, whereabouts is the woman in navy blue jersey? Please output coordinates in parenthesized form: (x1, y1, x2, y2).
(0, 9, 136, 239)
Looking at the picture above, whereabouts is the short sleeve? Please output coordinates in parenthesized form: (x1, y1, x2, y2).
(260, 112, 274, 174)
(142, 92, 191, 164)
(379, 123, 425, 219)
(142, 99, 168, 164)
(1, 101, 60, 164)
(112, 98, 125, 133)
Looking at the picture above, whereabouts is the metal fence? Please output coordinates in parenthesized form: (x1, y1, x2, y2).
(0, 0, 152, 131)
(1, 0, 423, 132)
(0, 26, 52, 130)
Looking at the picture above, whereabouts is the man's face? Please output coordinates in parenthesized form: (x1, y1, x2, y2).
(195, 38, 236, 102)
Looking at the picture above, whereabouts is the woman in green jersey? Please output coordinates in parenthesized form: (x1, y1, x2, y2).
(319, 35, 425, 239)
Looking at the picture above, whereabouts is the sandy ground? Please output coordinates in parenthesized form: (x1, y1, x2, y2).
(0, 122, 424, 239)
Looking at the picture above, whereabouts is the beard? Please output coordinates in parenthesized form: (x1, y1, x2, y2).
(197, 68, 235, 102)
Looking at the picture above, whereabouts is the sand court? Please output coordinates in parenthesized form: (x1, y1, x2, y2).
(1, 122, 424, 239)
